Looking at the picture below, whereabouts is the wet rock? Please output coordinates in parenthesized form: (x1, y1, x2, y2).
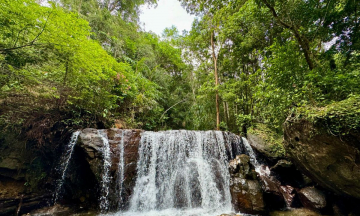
(230, 178, 265, 214)
(257, 165, 286, 209)
(284, 119, 360, 199)
(229, 155, 251, 177)
(229, 155, 265, 214)
(77, 128, 143, 209)
(77, 128, 104, 181)
(258, 166, 281, 195)
(280, 185, 296, 207)
(298, 187, 326, 210)
(270, 208, 322, 216)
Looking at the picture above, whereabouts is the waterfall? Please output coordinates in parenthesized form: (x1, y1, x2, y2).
(242, 137, 259, 167)
(117, 130, 125, 209)
(117, 130, 240, 216)
(54, 129, 261, 215)
(98, 130, 112, 212)
(53, 131, 80, 203)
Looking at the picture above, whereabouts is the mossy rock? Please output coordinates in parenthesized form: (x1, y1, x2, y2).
(292, 95, 360, 137)
(247, 124, 286, 160)
(284, 96, 360, 199)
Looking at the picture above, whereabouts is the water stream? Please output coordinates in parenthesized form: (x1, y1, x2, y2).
(53, 131, 80, 203)
(117, 130, 125, 209)
(98, 130, 112, 212)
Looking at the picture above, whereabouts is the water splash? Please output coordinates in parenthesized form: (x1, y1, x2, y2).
(53, 131, 80, 203)
(242, 137, 271, 186)
(98, 130, 112, 212)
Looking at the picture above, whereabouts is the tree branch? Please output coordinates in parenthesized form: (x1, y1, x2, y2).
(159, 98, 187, 121)
(261, 0, 315, 70)
(0, 10, 53, 53)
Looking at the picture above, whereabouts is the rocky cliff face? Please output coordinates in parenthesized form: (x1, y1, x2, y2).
(76, 128, 143, 209)
(0, 132, 54, 216)
(284, 119, 360, 199)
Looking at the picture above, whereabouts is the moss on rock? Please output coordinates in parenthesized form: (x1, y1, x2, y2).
(248, 124, 286, 159)
(291, 95, 360, 136)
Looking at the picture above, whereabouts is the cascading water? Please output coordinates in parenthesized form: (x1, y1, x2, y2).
(242, 137, 271, 180)
(98, 130, 112, 212)
(242, 137, 259, 167)
(117, 130, 125, 209)
(54, 129, 260, 215)
(53, 131, 80, 203)
(114, 130, 243, 216)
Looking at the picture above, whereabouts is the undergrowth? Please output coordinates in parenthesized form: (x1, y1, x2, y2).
(293, 95, 360, 136)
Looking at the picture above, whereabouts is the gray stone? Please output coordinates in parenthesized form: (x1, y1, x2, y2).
(284, 119, 360, 199)
(247, 133, 283, 160)
(298, 187, 326, 210)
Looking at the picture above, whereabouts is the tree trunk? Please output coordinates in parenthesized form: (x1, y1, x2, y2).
(261, 0, 315, 70)
(211, 31, 220, 130)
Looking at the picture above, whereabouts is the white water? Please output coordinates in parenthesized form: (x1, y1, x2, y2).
(99, 130, 112, 212)
(53, 131, 80, 203)
(53, 129, 264, 216)
(242, 137, 271, 190)
(241, 137, 259, 168)
(108, 130, 239, 216)
(117, 130, 125, 209)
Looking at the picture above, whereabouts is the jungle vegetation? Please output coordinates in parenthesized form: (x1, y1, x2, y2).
(1, 0, 359, 146)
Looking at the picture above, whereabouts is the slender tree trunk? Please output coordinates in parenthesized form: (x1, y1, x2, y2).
(211, 31, 220, 130)
(223, 101, 227, 125)
(226, 101, 230, 123)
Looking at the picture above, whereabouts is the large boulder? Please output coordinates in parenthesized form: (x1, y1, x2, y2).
(297, 187, 326, 210)
(229, 155, 265, 214)
(247, 124, 286, 161)
(284, 118, 360, 199)
(257, 165, 287, 209)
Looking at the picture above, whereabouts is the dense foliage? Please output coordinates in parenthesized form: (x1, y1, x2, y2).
(0, 0, 192, 146)
(0, 0, 359, 146)
(178, 0, 360, 135)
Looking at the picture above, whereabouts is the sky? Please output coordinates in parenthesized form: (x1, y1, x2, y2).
(139, 0, 195, 36)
